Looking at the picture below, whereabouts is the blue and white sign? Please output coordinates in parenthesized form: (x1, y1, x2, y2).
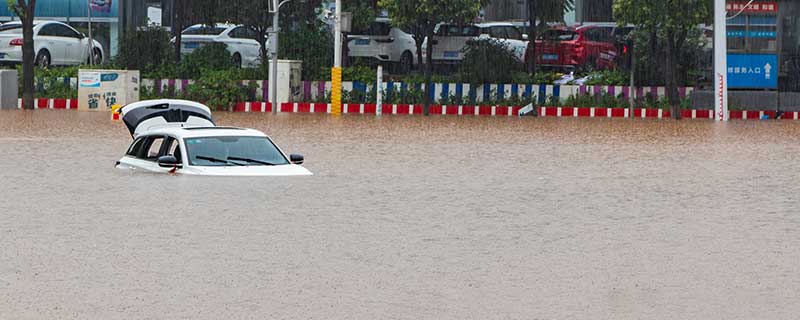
(727, 31, 777, 38)
(727, 54, 778, 89)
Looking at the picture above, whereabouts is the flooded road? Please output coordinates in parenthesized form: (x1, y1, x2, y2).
(1, 110, 799, 319)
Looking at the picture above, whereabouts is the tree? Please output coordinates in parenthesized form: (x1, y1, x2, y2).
(613, 0, 711, 119)
(171, 0, 221, 62)
(231, 0, 273, 70)
(526, 0, 574, 74)
(379, 0, 487, 115)
(7, 0, 35, 110)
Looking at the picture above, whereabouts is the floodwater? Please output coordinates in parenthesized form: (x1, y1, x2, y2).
(1, 110, 799, 319)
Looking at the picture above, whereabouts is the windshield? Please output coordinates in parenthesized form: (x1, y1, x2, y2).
(539, 29, 578, 41)
(182, 26, 227, 36)
(185, 136, 289, 167)
(436, 25, 480, 37)
(353, 22, 391, 36)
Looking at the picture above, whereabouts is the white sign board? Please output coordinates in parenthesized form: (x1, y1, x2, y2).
(78, 70, 140, 111)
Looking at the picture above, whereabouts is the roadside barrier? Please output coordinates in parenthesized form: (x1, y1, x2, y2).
(50, 77, 694, 105)
(16, 98, 800, 121)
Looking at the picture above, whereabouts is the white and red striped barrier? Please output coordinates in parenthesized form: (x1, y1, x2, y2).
(16, 98, 78, 110)
(14, 99, 800, 121)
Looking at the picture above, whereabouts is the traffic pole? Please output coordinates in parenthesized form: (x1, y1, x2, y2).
(271, 10, 279, 114)
(376, 65, 383, 116)
(713, 0, 729, 121)
(331, 0, 343, 116)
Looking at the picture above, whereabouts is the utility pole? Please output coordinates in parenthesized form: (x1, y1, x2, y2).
(713, 0, 728, 121)
(331, 0, 343, 115)
(269, 0, 291, 114)
(88, 0, 94, 65)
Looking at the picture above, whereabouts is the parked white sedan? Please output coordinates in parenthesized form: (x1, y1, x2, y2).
(0, 21, 104, 67)
(347, 18, 417, 73)
(117, 99, 312, 177)
(176, 24, 265, 68)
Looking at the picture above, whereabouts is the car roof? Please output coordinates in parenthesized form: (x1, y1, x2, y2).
(476, 22, 518, 28)
(144, 126, 268, 139)
(3, 20, 65, 26)
(186, 23, 239, 29)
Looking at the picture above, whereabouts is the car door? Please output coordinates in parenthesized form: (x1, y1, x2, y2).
(227, 27, 260, 66)
(503, 26, 528, 62)
(57, 24, 86, 64)
(239, 27, 263, 66)
(120, 135, 170, 173)
(36, 24, 66, 65)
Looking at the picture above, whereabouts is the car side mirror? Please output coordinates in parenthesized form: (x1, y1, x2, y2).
(289, 154, 304, 165)
(158, 155, 181, 168)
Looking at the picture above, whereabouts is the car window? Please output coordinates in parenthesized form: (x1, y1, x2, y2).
(354, 22, 391, 36)
(504, 27, 523, 40)
(539, 29, 578, 41)
(55, 24, 81, 39)
(0, 24, 25, 34)
(38, 24, 59, 37)
(488, 26, 507, 39)
(438, 25, 479, 37)
(585, 28, 611, 42)
(183, 26, 227, 36)
(145, 137, 165, 160)
(126, 138, 145, 156)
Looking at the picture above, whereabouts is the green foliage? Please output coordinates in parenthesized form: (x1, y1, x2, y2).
(184, 69, 257, 111)
(113, 25, 173, 75)
(145, 42, 235, 79)
(584, 70, 629, 86)
(459, 39, 523, 85)
(30, 79, 77, 99)
(280, 24, 333, 81)
(529, 0, 575, 29)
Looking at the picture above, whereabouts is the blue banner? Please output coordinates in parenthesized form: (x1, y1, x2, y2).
(0, 0, 118, 19)
(727, 54, 778, 89)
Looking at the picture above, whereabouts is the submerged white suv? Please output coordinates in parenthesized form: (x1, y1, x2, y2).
(347, 18, 417, 73)
(117, 100, 312, 177)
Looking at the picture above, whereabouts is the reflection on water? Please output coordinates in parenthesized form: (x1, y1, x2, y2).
(1, 110, 799, 319)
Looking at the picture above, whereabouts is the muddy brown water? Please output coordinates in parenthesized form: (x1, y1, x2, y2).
(1, 110, 799, 319)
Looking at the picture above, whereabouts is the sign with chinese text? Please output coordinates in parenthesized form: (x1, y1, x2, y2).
(78, 70, 140, 111)
(726, 2, 778, 14)
(727, 54, 777, 89)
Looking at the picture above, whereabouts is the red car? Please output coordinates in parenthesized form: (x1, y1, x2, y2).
(525, 25, 621, 72)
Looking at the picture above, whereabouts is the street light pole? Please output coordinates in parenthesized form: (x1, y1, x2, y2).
(334, 0, 342, 69)
(270, 0, 291, 114)
(713, 0, 728, 121)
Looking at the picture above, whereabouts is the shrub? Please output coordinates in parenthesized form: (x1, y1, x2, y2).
(281, 24, 334, 81)
(184, 69, 257, 111)
(459, 38, 523, 85)
(114, 25, 173, 75)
